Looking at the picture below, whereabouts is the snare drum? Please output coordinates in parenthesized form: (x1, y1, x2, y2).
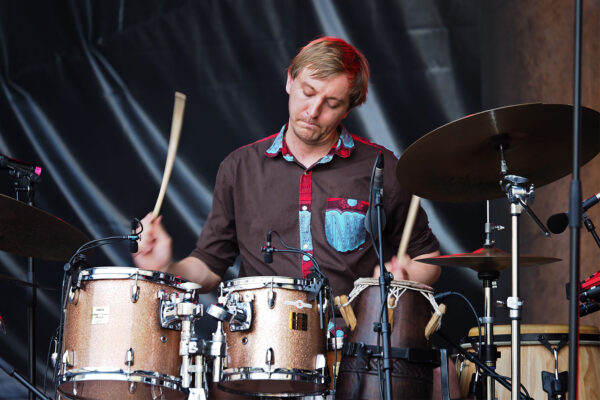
(458, 324, 600, 400)
(57, 267, 194, 400)
(336, 278, 439, 400)
(216, 276, 329, 397)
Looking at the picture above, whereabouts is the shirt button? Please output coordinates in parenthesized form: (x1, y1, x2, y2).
(302, 206, 307, 211)
(303, 244, 309, 249)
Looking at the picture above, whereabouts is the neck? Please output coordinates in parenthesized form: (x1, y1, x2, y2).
(285, 127, 339, 169)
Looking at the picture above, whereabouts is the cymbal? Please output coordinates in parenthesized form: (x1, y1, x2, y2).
(397, 103, 600, 202)
(0, 194, 88, 261)
(419, 247, 561, 273)
(0, 275, 53, 290)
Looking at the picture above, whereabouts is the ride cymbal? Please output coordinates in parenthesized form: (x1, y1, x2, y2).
(397, 103, 600, 202)
(419, 247, 561, 273)
(0, 194, 88, 261)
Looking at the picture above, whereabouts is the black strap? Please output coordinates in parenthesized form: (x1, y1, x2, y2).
(343, 341, 440, 365)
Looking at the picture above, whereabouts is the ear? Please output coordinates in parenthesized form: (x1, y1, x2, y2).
(285, 72, 292, 95)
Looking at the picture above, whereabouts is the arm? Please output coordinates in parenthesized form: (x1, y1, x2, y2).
(373, 250, 441, 286)
(133, 212, 222, 293)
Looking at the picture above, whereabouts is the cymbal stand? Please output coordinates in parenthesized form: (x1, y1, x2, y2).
(477, 269, 500, 400)
(501, 174, 550, 400)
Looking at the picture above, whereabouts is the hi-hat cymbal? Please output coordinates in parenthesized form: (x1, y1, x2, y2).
(419, 247, 561, 273)
(397, 103, 600, 202)
(0, 194, 88, 261)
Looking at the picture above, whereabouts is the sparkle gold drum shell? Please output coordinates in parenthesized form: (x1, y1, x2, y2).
(216, 276, 329, 397)
(57, 267, 193, 400)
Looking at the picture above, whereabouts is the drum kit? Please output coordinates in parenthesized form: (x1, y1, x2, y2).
(1, 102, 600, 400)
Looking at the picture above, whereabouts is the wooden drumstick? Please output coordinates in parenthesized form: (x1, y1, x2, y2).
(396, 195, 421, 262)
(424, 303, 446, 340)
(152, 92, 187, 219)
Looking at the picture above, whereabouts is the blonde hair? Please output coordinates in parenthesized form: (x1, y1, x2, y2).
(288, 37, 369, 109)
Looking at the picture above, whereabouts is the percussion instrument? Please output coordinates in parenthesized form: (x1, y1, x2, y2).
(57, 267, 198, 400)
(458, 324, 600, 400)
(215, 276, 329, 397)
(336, 278, 440, 400)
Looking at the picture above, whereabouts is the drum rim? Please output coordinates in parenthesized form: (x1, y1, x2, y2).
(462, 333, 600, 348)
(354, 277, 434, 293)
(57, 368, 183, 392)
(219, 366, 328, 397)
(223, 275, 311, 291)
(78, 266, 190, 288)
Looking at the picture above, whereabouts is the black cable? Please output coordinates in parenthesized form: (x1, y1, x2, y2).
(434, 291, 482, 361)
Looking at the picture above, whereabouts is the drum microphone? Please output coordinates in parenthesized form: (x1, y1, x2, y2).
(0, 154, 42, 181)
(580, 301, 600, 317)
(547, 191, 600, 233)
(263, 231, 273, 264)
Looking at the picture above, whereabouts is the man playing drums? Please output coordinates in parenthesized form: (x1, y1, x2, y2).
(133, 36, 440, 295)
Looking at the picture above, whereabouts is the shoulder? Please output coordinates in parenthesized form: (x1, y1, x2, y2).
(221, 132, 279, 167)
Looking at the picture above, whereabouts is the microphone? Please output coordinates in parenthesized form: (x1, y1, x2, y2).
(580, 302, 600, 317)
(263, 231, 273, 264)
(0, 154, 42, 181)
(129, 219, 140, 253)
(547, 191, 600, 233)
(581, 285, 600, 303)
(365, 152, 386, 237)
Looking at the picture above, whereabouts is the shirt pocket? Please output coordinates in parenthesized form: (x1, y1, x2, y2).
(324, 198, 370, 253)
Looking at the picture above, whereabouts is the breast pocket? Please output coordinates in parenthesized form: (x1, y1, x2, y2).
(324, 198, 370, 253)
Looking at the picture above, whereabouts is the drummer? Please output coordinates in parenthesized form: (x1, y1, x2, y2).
(133, 36, 441, 295)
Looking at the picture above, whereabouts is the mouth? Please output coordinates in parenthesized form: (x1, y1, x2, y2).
(299, 119, 319, 129)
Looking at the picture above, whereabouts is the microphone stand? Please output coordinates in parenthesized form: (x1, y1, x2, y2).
(6, 163, 41, 400)
(375, 180, 393, 400)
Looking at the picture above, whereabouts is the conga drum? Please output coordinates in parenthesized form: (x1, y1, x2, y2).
(336, 278, 440, 400)
(458, 324, 600, 400)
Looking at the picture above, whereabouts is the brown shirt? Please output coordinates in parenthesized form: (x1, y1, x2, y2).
(190, 125, 439, 295)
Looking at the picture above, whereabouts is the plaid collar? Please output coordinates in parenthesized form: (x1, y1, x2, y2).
(265, 124, 355, 164)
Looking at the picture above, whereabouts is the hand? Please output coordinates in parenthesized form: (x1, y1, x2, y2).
(132, 212, 173, 271)
(372, 255, 409, 281)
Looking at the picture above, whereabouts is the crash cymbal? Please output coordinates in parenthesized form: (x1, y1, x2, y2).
(397, 103, 600, 202)
(419, 247, 561, 273)
(0, 194, 88, 261)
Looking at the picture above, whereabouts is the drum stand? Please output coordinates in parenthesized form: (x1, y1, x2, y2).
(477, 269, 500, 400)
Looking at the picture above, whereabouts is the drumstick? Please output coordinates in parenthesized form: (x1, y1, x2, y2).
(396, 195, 421, 261)
(152, 92, 187, 219)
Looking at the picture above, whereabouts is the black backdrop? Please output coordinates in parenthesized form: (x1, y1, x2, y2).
(0, 1, 485, 397)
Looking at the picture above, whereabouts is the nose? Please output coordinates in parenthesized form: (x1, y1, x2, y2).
(306, 99, 322, 120)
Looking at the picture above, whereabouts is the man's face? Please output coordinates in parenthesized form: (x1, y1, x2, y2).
(286, 68, 351, 147)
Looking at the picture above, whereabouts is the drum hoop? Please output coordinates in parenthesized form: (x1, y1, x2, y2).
(57, 368, 182, 389)
(78, 267, 188, 288)
(219, 367, 328, 396)
(223, 276, 312, 291)
(463, 333, 600, 348)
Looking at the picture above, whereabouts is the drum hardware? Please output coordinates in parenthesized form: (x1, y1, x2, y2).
(437, 330, 531, 400)
(538, 339, 568, 399)
(125, 348, 134, 374)
(131, 271, 140, 302)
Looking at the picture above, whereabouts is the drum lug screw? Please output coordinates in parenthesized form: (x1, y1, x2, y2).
(125, 347, 134, 372)
(265, 347, 274, 372)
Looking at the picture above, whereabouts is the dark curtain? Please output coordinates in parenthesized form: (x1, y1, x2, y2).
(0, 1, 482, 396)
